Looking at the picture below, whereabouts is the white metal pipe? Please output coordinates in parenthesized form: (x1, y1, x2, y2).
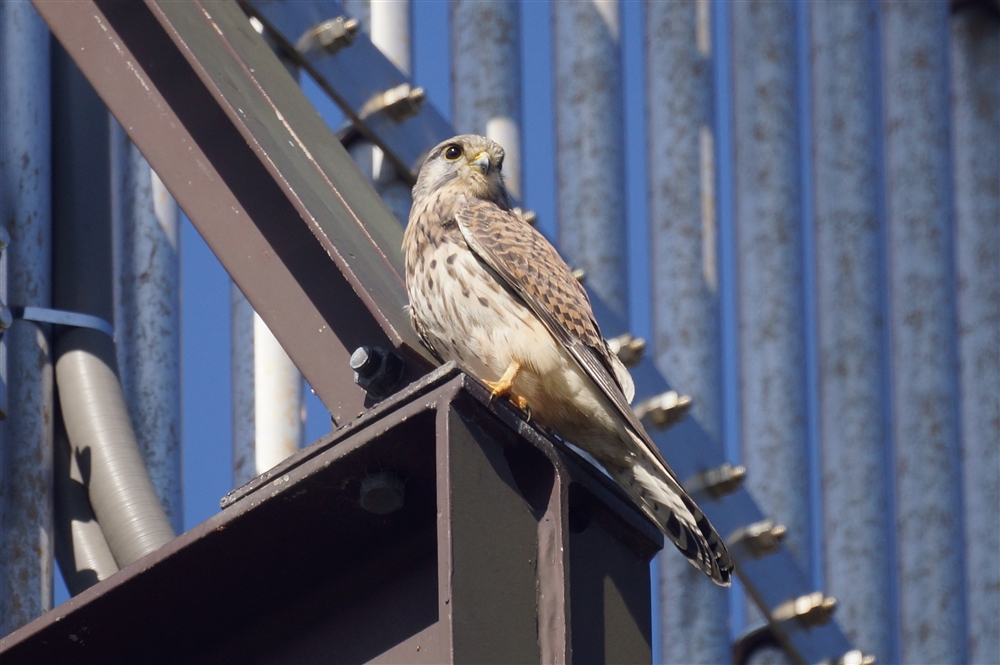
(371, 0, 410, 75)
(553, 0, 628, 318)
(231, 288, 304, 482)
(731, 0, 811, 576)
(0, 2, 54, 634)
(111, 122, 183, 533)
(645, 1, 727, 661)
(882, 2, 966, 662)
(451, 0, 522, 200)
(231, 283, 255, 488)
(253, 314, 303, 475)
(810, 2, 894, 661)
(950, 8, 999, 665)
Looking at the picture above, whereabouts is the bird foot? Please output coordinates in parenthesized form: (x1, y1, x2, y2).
(510, 394, 531, 420)
(484, 383, 531, 420)
(484, 361, 530, 419)
(484, 360, 521, 403)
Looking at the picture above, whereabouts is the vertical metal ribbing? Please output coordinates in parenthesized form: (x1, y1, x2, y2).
(111, 123, 183, 533)
(645, 1, 727, 661)
(731, 0, 811, 574)
(451, 0, 522, 200)
(810, 2, 894, 661)
(950, 9, 999, 665)
(0, 2, 54, 635)
(553, 0, 628, 318)
(882, 3, 966, 662)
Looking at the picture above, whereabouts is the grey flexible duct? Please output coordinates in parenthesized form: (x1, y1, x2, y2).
(55, 328, 175, 568)
(50, 45, 175, 580)
(54, 412, 120, 595)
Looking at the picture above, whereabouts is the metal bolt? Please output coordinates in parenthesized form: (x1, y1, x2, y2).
(359, 471, 404, 515)
(350, 346, 378, 378)
(385, 84, 424, 121)
(0, 308, 13, 331)
(772, 591, 837, 628)
(729, 519, 787, 558)
(634, 390, 691, 429)
(685, 463, 747, 499)
(826, 650, 877, 665)
(350, 345, 405, 399)
(608, 333, 646, 367)
(296, 16, 360, 55)
(357, 83, 426, 124)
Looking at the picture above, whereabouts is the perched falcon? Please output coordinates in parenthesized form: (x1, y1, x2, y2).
(403, 135, 733, 585)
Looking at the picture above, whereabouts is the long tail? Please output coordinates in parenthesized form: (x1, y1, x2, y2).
(607, 446, 733, 586)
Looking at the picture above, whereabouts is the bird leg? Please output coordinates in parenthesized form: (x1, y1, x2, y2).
(484, 360, 530, 414)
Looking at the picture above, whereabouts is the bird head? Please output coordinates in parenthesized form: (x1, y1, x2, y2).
(412, 135, 512, 210)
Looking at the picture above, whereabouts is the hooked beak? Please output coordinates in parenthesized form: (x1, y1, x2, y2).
(470, 152, 491, 176)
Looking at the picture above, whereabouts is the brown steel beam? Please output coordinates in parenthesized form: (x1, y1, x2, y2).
(0, 363, 659, 663)
(32, 0, 435, 424)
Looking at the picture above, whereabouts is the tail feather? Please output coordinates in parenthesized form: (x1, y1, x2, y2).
(608, 455, 733, 586)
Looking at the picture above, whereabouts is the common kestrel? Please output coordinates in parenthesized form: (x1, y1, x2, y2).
(403, 135, 733, 585)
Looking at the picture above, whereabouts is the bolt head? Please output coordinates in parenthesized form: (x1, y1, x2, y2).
(350, 346, 374, 374)
(359, 472, 404, 515)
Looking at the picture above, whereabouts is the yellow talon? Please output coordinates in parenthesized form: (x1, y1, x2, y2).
(510, 394, 530, 412)
(484, 360, 521, 402)
(484, 362, 531, 418)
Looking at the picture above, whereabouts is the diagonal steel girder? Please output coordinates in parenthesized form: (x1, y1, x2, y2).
(32, 0, 435, 425)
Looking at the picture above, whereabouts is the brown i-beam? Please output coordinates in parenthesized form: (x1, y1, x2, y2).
(1, 364, 660, 663)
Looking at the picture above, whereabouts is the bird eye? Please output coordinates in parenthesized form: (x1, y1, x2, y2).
(443, 145, 462, 161)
